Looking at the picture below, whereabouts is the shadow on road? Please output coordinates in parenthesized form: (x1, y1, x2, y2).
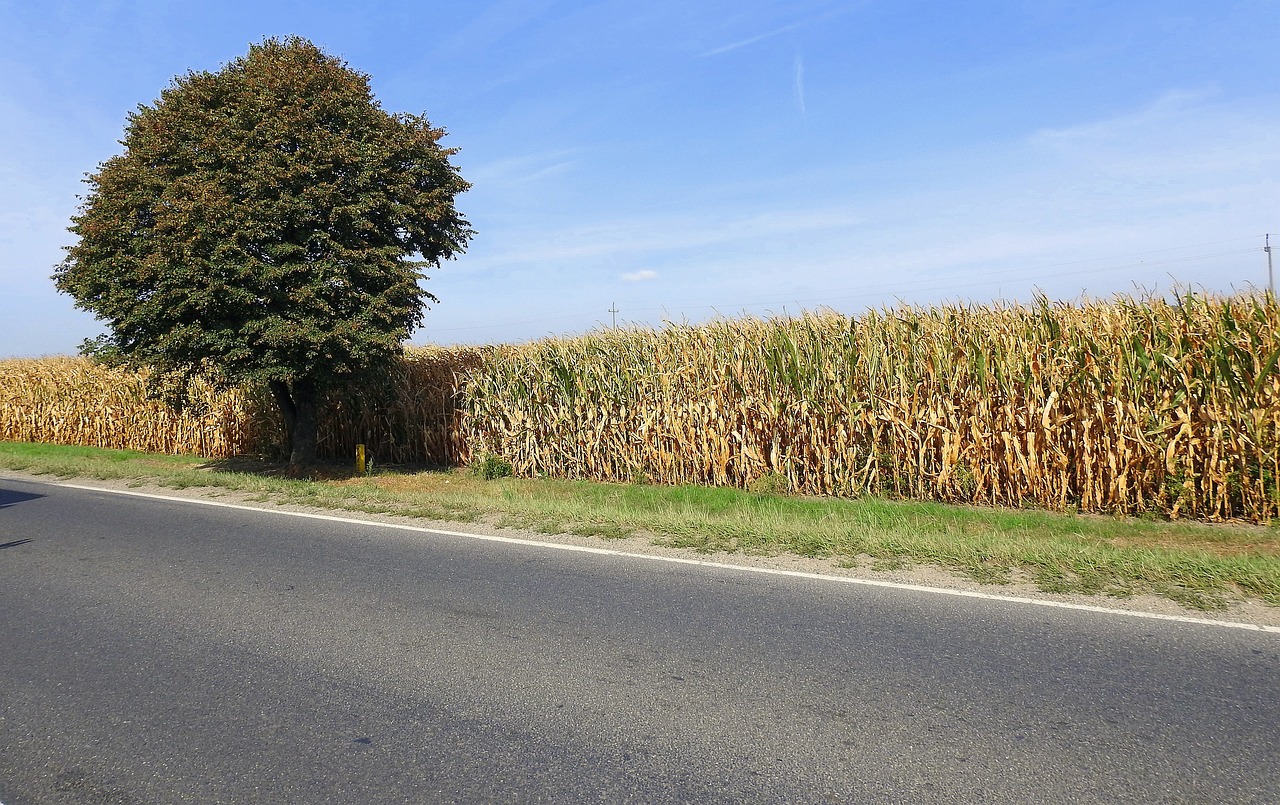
(0, 539, 33, 549)
(0, 489, 45, 509)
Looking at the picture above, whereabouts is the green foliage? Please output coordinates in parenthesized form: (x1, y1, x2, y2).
(748, 471, 790, 495)
(470, 453, 514, 480)
(53, 37, 473, 462)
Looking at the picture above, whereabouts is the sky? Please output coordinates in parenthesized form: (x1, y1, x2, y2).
(2, 0, 1278, 357)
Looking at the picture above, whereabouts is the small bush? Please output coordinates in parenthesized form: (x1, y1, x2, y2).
(749, 471, 790, 495)
(470, 453, 513, 480)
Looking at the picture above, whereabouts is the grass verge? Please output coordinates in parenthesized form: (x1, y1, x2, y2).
(2, 440, 1278, 611)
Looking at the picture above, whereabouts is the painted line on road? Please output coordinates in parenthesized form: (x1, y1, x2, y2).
(51, 480, 1280, 634)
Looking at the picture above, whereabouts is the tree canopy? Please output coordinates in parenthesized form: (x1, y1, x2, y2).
(55, 37, 473, 464)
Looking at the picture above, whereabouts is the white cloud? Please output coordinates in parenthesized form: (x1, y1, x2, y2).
(466, 148, 579, 187)
(456, 203, 869, 273)
(434, 88, 1280, 344)
(1029, 88, 1215, 146)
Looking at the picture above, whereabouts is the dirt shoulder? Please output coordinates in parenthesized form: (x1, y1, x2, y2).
(14, 470, 1277, 631)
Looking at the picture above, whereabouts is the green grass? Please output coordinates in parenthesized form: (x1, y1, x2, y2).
(3, 440, 1278, 611)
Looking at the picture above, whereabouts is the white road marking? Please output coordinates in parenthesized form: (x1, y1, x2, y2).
(48, 480, 1280, 634)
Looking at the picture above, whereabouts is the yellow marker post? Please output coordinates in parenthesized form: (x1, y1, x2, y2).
(356, 443, 366, 476)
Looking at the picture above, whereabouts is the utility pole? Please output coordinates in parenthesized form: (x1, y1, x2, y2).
(1267, 234, 1274, 298)
(609, 302, 619, 329)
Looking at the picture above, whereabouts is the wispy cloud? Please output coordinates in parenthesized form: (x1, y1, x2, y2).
(700, 22, 802, 57)
(466, 149, 579, 187)
(794, 54, 806, 118)
(699, 5, 862, 57)
(1023, 89, 1280, 189)
(440, 90, 1280, 337)
(428, 0, 562, 62)
(457, 204, 869, 271)
(1030, 88, 1216, 146)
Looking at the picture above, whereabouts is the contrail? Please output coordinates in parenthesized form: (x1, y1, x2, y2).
(794, 54, 807, 118)
(700, 6, 862, 58)
(700, 22, 799, 57)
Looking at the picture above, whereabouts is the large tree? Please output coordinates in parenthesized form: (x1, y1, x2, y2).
(55, 37, 472, 465)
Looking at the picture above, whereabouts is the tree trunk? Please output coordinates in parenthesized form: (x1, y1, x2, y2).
(270, 378, 320, 467)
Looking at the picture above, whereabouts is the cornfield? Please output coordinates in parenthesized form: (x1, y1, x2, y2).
(0, 356, 265, 456)
(0, 347, 484, 466)
(463, 294, 1280, 521)
(316, 346, 486, 466)
(4, 294, 1279, 521)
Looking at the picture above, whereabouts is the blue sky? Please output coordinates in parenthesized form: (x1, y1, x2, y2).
(2, 0, 1278, 356)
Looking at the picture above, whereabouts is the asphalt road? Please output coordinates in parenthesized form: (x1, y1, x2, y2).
(1, 476, 1277, 804)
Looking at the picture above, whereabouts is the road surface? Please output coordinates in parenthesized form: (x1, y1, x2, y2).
(1, 476, 1277, 803)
